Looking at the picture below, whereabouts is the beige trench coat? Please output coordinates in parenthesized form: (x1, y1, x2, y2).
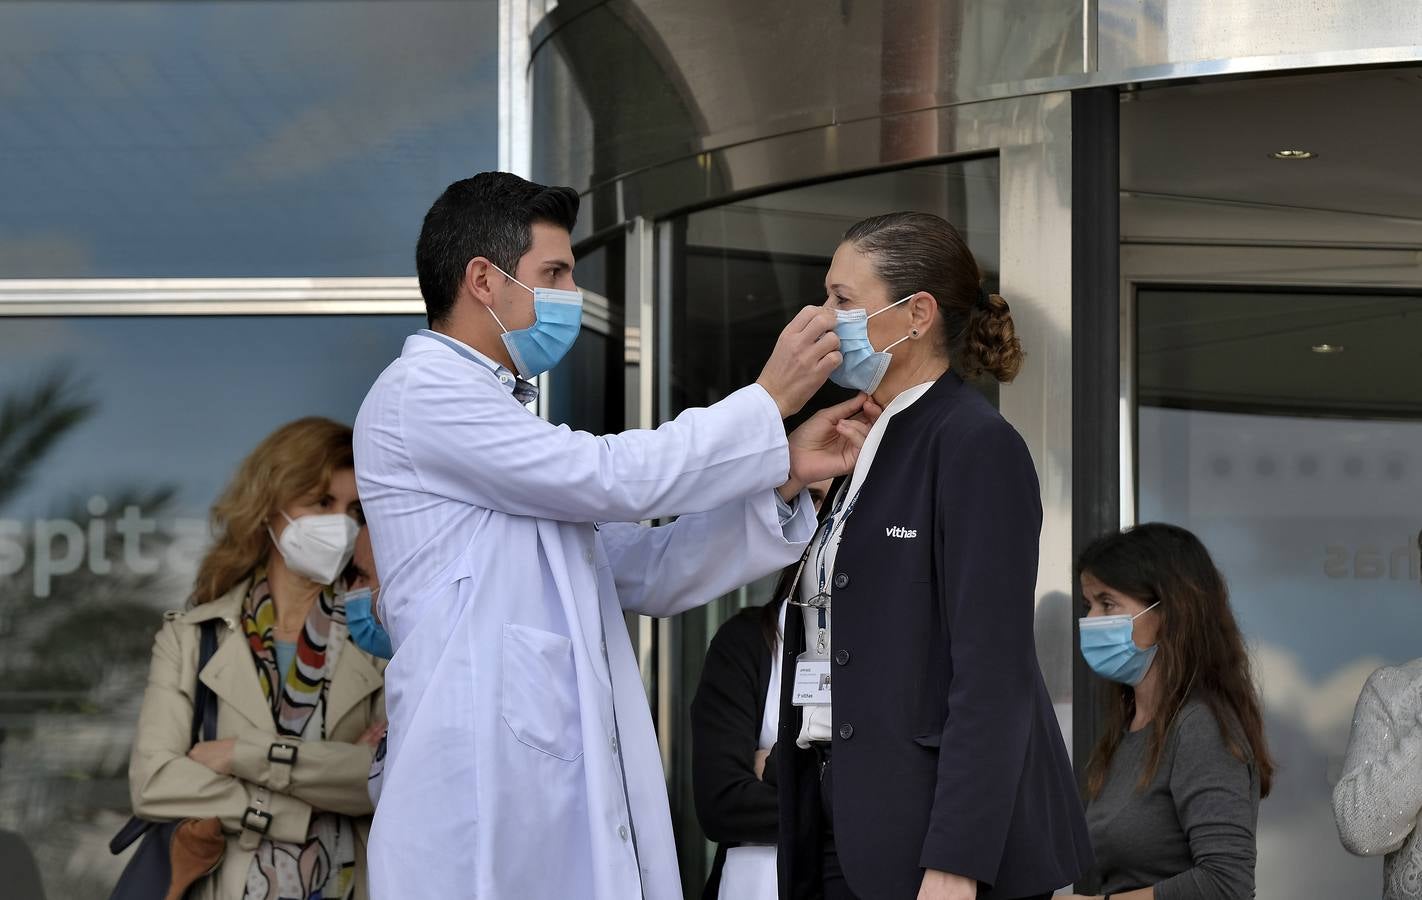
(128, 583, 385, 900)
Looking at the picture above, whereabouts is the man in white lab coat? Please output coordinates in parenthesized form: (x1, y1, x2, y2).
(354, 172, 872, 899)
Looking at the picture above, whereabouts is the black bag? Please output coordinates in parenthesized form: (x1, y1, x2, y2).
(108, 620, 220, 900)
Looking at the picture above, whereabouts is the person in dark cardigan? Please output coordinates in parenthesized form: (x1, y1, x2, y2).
(775, 212, 1093, 900)
(692, 482, 832, 900)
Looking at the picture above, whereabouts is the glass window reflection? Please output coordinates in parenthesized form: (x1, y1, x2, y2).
(0, 1, 497, 277)
(548, 240, 626, 434)
(0, 313, 422, 898)
(1136, 287, 1422, 897)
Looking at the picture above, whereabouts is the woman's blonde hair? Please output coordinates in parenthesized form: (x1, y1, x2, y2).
(191, 417, 355, 605)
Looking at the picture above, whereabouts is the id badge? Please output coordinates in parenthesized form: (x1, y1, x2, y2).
(792, 653, 832, 706)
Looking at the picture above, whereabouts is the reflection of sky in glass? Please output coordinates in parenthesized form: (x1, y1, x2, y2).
(0, 1, 497, 277)
(1140, 407, 1422, 678)
(0, 315, 424, 518)
(1140, 405, 1422, 897)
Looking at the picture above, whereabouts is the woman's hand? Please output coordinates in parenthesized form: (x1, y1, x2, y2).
(779, 393, 883, 499)
(917, 869, 975, 900)
(356, 720, 388, 748)
(188, 739, 237, 775)
(753, 748, 771, 780)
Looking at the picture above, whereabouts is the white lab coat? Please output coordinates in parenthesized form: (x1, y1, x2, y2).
(353, 332, 814, 899)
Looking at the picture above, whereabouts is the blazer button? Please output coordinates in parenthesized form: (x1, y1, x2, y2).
(835, 649, 850, 666)
(833, 573, 850, 590)
(839, 723, 854, 740)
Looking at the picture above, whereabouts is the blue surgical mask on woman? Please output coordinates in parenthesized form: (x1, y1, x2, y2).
(488, 263, 584, 378)
(345, 587, 393, 660)
(829, 293, 915, 393)
(1079, 601, 1160, 685)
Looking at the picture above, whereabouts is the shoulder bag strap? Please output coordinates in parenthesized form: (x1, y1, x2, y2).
(109, 619, 223, 857)
(189, 620, 220, 746)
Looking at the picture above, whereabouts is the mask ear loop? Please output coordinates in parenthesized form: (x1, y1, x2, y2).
(485, 262, 533, 336)
(265, 511, 296, 550)
(486, 305, 510, 334)
(865, 293, 916, 321)
(1132, 602, 1195, 734)
(881, 333, 914, 353)
(867, 293, 919, 354)
(488, 262, 534, 295)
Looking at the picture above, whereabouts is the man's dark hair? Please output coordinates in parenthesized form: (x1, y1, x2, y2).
(416, 172, 580, 326)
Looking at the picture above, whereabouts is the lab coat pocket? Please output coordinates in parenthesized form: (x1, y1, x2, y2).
(501, 623, 585, 761)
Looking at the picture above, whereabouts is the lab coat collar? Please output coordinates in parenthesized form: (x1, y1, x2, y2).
(410, 329, 539, 405)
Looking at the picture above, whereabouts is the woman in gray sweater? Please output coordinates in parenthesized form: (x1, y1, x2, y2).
(1065, 524, 1274, 900)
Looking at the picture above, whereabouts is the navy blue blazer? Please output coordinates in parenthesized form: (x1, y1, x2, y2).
(775, 373, 1093, 900)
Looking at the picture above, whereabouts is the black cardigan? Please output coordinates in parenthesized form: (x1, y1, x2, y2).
(775, 372, 1094, 900)
(691, 605, 782, 899)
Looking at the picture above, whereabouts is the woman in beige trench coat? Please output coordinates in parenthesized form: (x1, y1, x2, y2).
(129, 417, 385, 900)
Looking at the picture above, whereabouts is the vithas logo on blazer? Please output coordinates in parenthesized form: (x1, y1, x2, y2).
(885, 525, 918, 539)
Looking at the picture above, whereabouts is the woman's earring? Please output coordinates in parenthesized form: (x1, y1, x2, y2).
(911, 329, 919, 337)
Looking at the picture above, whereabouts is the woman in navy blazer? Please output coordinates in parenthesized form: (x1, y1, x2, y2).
(775, 212, 1093, 900)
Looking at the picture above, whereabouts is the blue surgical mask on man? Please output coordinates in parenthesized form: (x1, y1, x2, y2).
(829, 293, 915, 393)
(345, 587, 393, 660)
(1078, 601, 1161, 685)
(488, 263, 583, 378)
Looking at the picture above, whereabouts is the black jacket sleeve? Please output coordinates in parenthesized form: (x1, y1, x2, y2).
(920, 418, 1044, 886)
(691, 609, 779, 845)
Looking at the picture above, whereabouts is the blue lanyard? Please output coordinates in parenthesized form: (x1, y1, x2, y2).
(815, 486, 858, 596)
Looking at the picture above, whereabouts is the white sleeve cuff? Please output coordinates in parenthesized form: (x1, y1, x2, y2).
(774, 491, 799, 525)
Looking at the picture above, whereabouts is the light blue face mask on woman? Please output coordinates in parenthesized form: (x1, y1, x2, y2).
(488, 264, 584, 378)
(1079, 601, 1160, 685)
(344, 587, 393, 660)
(829, 293, 916, 393)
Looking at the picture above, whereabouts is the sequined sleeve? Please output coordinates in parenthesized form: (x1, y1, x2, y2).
(1333, 669, 1422, 857)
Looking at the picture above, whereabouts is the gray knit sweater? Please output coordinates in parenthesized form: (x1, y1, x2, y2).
(1334, 659, 1422, 899)
(1082, 701, 1260, 899)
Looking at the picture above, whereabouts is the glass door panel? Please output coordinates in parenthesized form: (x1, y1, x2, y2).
(1136, 286, 1422, 897)
(548, 237, 626, 435)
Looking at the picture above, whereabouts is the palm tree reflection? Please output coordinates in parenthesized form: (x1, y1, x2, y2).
(0, 370, 180, 898)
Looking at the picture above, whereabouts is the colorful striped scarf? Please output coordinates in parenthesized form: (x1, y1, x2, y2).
(240, 572, 357, 900)
(242, 573, 334, 737)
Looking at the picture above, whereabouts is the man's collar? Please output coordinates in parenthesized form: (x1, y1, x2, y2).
(414, 329, 539, 405)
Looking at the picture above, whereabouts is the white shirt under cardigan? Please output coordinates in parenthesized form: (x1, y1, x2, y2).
(797, 381, 936, 748)
(355, 330, 816, 900)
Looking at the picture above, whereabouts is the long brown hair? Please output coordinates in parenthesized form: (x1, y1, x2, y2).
(842, 211, 1023, 383)
(1078, 523, 1274, 799)
(191, 417, 354, 605)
